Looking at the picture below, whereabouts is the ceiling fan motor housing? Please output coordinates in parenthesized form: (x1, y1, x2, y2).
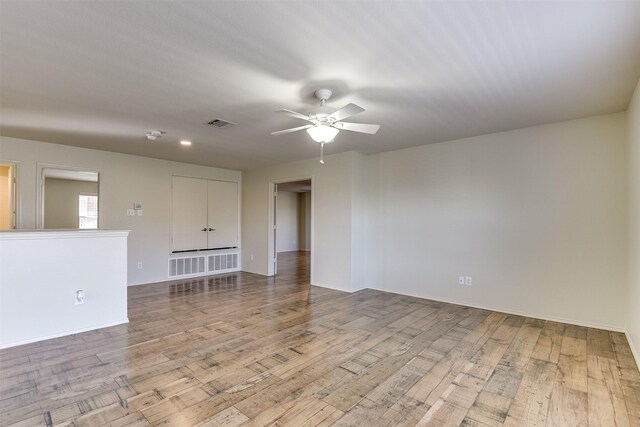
(314, 89, 333, 101)
(312, 89, 336, 118)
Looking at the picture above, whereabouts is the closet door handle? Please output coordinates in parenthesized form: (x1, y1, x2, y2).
(208, 228, 215, 231)
(201, 228, 207, 232)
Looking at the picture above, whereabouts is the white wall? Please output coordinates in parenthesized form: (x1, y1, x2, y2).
(0, 136, 241, 285)
(628, 79, 640, 363)
(243, 115, 629, 331)
(276, 190, 299, 252)
(242, 151, 355, 291)
(371, 113, 628, 331)
(0, 230, 128, 348)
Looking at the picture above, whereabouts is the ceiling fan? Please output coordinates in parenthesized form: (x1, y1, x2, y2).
(271, 89, 380, 163)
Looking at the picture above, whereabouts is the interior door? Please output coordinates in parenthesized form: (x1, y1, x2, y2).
(207, 180, 238, 249)
(273, 184, 277, 274)
(0, 164, 16, 230)
(171, 176, 208, 251)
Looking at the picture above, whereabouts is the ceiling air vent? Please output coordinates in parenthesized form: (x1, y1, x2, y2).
(206, 118, 236, 128)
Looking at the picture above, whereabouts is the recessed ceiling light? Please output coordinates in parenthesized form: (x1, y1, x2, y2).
(180, 140, 192, 146)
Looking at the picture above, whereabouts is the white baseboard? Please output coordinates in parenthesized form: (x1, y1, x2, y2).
(366, 286, 626, 333)
(311, 281, 352, 293)
(626, 331, 640, 371)
(0, 318, 129, 350)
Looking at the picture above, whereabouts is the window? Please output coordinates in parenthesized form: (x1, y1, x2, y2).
(79, 194, 98, 229)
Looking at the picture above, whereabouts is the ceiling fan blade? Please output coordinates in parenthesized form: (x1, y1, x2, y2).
(328, 103, 365, 122)
(276, 109, 312, 121)
(271, 124, 312, 135)
(334, 122, 380, 134)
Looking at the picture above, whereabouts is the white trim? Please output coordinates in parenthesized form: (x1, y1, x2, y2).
(268, 176, 314, 278)
(626, 331, 640, 371)
(311, 281, 352, 293)
(366, 286, 626, 333)
(0, 229, 130, 240)
(0, 160, 20, 229)
(170, 173, 239, 185)
(0, 318, 129, 350)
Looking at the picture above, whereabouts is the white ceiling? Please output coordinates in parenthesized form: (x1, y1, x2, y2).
(1, 1, 640, 171)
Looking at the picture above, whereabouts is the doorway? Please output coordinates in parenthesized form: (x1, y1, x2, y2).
(269, 178, 312, 280)
(0, 163, 17, 230)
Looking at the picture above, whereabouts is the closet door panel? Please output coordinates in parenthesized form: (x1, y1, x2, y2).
(171, 176, 208, 251)
(207, 180, 239, 249)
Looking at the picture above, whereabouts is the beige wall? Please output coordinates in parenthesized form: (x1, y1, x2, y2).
(276, 190, 298, 252)
(351, 151, 378, 291)
(298, 192, 311, 251)
(242, 152, 355, 291)
(371, 113, 628, 331)
(0, 136, 241, 285)
(0, 165, 10, 229)
(628, 79, 640, 363)
(5, 108, 634, 337)
(243, 113, 629, 330)
(44, 178, 98, 229)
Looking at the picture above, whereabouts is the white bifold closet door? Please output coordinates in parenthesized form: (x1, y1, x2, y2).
(171, 176, 208, 251)
(207, 180, 238, 249)
(171, 176, 239, 252)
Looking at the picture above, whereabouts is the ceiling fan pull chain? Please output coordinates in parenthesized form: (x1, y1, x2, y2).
(320, 142, 325, 164)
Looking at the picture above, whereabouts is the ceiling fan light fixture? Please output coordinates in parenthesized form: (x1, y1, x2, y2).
(306, 125, 339, 143)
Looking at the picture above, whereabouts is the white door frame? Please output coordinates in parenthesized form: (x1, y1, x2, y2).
(36, 163, 103, 229)
(0, 160, 19, 229)
(267, 176, 313, 278)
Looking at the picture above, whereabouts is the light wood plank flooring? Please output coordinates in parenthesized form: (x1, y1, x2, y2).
(1, 251, 639, 426)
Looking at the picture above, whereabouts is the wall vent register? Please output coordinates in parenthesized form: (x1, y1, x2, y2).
(206, 118, 236, 128)
(169, 253, 238, 278)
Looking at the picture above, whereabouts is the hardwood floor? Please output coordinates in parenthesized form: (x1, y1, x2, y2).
(1, 250, 639, 426)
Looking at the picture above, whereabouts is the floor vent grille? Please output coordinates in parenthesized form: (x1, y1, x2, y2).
(168, 253, 239, 278)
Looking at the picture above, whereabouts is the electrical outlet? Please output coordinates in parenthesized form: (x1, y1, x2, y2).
(458, 276, 465, 285)
(137, 262, 143, 269)
(127, 209, 135, 216)
(250, 254, 254, 261)
(465, 276, 472, 286)
(75, 290, 84, 305)
(137, 209, 143, 216)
